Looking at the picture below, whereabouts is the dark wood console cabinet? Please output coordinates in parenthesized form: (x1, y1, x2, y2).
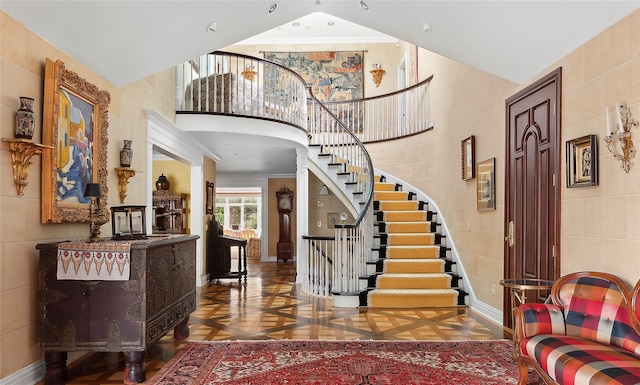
(37, 235, 198, 385)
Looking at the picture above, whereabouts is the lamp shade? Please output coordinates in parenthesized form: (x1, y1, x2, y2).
(84, 183, 102, 198)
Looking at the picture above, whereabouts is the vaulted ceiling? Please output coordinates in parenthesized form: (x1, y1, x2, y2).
(3, 1, 639, 86)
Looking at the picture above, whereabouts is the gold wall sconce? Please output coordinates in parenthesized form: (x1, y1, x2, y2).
(115, 167, 140, 203)
(241, 65, 257, 81)
(2, 138, 53, 196)
(605, 102, 638, 173)
(370, 63, 386, 87)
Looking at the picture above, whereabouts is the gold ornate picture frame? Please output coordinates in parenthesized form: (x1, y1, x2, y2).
(41, 59, 111, 223)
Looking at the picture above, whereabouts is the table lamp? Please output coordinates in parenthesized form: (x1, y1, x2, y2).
(84, 182, 102, 242)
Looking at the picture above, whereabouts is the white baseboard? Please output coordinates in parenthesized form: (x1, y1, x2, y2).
(470, 299, 503, 326)
(0, 359, 44, 385)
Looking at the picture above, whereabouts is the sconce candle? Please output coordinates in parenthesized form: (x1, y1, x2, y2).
(616, 102, 624, 132)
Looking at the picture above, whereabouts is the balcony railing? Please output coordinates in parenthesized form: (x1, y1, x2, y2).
(321, 75, 433, 143)
(176, 52, 433, 143)
(176, 51, 308, 129)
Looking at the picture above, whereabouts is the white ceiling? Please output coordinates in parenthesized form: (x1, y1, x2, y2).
(3, 1, 638, 86)
(2, 1, 639, 175)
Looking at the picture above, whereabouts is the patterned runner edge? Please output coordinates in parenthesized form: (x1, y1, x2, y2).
(57, 240, 133, 281)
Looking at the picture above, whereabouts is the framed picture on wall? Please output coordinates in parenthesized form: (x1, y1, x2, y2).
(461, 135, 475, 180)
(566, 135, 598, 188)
(41, 58, 111, 224)
(206, 181, 214, 214)
(476, 158, 496, 211)
(327, 212, 338, 229)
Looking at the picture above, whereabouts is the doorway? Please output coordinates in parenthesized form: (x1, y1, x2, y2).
(503, 68, 562, 327)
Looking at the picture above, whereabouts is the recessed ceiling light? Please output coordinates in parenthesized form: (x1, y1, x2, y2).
(292, 22, 300, 27)
(423, 22, 431, 32)
(207, 22, 217, 32)
(360, 0, 370, 12)
(327, 21, 335, 26)
(267, 2, 278, 15)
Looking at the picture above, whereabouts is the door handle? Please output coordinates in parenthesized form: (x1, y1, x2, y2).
(505, 220, 514, 247)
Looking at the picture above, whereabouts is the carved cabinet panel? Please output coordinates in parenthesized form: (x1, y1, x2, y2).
(38, 235, 198, 352)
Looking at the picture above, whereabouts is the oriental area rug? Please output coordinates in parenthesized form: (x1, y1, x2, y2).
(146, 340, 537, 385)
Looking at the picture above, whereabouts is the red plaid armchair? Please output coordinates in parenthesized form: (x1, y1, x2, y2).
(513, 271, 640, 385)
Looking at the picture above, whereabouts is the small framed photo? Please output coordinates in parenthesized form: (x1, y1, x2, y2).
(327, 212, 338, 229)
(206, 181, 214, 214)
(476, 158, 496, 211)
(111, 205, 147, 239)
(461, 136, 475, 180)
(566, 135, 598, 188)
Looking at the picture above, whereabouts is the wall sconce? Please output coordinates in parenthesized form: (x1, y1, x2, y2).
(604, 102, 638, 173)
(241, 65, 257, 81)
(84, 183, 102, 242)
(318, 184, 330, 196)
(370, 63, 386, 87)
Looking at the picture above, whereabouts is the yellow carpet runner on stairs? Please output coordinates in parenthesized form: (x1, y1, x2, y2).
(364, 178, 459, 308)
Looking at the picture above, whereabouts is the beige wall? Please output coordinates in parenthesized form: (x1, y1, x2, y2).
(308, 171, 353, 236)
(267, 178, 297, 257)
(152, 159, 191, 194)
(555, 11, 640, 280)
(0, 11, 176, 380)
(368, 9, 640, 310)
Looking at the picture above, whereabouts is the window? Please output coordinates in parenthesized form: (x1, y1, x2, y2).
(214, 193, 261, 232)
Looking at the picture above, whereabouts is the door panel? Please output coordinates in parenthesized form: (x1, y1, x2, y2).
(504, 69, 562, 326)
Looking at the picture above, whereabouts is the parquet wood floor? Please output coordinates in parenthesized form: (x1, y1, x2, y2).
(38, 257, 509, 385)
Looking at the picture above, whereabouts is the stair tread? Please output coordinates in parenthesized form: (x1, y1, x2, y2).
(368, 288, 457, 293)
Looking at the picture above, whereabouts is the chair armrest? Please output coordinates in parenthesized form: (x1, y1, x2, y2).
(514, 303, 566, 341)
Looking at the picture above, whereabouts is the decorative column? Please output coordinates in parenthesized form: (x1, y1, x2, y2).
(295, 147, 309, 285)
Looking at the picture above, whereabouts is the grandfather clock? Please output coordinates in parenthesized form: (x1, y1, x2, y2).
(276, 187, 294, 261)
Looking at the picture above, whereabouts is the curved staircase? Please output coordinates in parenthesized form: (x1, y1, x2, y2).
(359, 175, 467, 308)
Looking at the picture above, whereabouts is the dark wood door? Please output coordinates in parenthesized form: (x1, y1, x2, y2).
(503, 69, 562, 327)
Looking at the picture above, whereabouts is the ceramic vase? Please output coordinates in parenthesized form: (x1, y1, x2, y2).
(15, 97, 36, 139)
(120, 140, 133, 167)
(156, 174, 170, 191)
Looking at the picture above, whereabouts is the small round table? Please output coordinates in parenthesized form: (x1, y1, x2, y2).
(499, 278, 555, 306)
(500, 278, 555, 355)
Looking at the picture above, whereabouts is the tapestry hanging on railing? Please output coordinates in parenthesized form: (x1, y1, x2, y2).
(264, 51, 364, 103)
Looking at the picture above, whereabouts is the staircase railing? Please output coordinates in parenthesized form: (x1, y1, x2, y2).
(303, 98, 375, 300)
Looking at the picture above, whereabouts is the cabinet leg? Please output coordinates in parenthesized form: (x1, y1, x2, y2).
(173, 318, 190, 339)
(123, 351, 145, 384)
(44, 351, 68, 385)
